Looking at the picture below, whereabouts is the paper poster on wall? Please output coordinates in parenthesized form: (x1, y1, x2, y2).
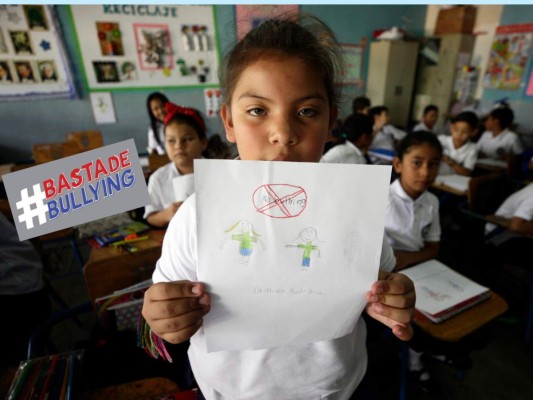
(90, 91, 117, 124)
(338, 44, 364, 86)
(483, 23, 533, 90)
(69, 5, 220, 90)
(204, 87, 222, 118)
(0, 5, 76, 101)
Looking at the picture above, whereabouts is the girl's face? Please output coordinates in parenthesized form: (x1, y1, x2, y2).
(393, 143, 441, 199)
(165, 121, 207, 173)
(221, 56, 337, 162)
(423, 110, 438, 129)
(450, 121, 473, 149)
(485, 115, 500, 131)
(150, 98, 167, 122)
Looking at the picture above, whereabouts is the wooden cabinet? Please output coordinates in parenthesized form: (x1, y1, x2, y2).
(413, 34, 475, 128)
(366, 40, 419, 128)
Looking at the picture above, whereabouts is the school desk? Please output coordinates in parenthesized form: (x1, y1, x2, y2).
(78, 376, 180, 400)
(83, 229, 165, 304)
(431, 180, 468, 197)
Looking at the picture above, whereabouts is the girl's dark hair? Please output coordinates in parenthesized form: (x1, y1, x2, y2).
(397, 130, 443, 160)
(220, 13, 344, 107)
(490, 107, 514, 130)
(147, 92, 169, 148)
(452, 111, 479, 130)
(337, 113, 373, 143)
(165, 107, 207, 141)
(352, 96, 371, 114)
(368, 105, 389, 120)
(423, 104, 438, 115)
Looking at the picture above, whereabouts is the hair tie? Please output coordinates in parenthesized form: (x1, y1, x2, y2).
(164, 102, 206, 134)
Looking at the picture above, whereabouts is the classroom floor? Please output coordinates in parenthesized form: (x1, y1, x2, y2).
(6, 218, 533, 399)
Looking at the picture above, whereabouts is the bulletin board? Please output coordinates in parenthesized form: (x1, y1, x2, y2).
(337, 44, 364, 86)
(483, 23, 533, 91)
(0, 5, 76, 101)
(68, 4, 220, 91)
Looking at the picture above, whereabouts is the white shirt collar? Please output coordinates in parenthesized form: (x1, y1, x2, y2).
(391, 179, 428, 204)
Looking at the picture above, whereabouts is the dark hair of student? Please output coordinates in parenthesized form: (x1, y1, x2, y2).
(368, 105, 389, 120)
(490, 106, 514, 130)
(336, 113, 373, 144)
(452, 111, 479, 130)
(220, 13, 344, 107)
(397, 130, 443, 160)
(147, 92, 170, 148)
(352, 96, 371, 114)
(423, 104, 438, 115)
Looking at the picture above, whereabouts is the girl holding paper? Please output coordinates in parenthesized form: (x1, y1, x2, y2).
(142, 15, 415, 400)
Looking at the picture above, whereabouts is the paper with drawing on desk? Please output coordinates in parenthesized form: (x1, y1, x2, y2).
(194, 159, 391, 352)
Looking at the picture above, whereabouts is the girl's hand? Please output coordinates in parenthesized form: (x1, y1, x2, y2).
(365, 271, 415, 341)
(142, 281, 211, 344)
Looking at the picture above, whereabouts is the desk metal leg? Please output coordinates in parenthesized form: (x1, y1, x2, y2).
(399, 342, 408, 400)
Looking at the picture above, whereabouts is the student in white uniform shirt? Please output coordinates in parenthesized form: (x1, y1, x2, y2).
(321, 113, 374, 164)
(476, 106, 524, 159)
(385, 130, 444, 393)
(368, 106, 407, 151)
(438, 111, 479, 176)
(413, 104, 439, 135)
(144, 102, 208, 228)
(146, 92, 170, 155)
(141, 16, 415, 400)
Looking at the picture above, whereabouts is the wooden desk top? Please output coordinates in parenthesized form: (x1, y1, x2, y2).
(432, 181, 468, 197)
(414, 291, 508, 342)
(79, 377, 180, 400)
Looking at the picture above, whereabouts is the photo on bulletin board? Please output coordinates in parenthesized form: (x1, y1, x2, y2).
(525, 64, 533, 97)
(235, 5, 299, 39)
(0, 5, 76, 101)
(69, 4, 220, 91)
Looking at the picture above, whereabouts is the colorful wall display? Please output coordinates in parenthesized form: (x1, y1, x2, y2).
(483, 23, 533, 91)
(235, 5, 299, 39)
(0, 5, 75, 101)
(69, 5, 220, 90)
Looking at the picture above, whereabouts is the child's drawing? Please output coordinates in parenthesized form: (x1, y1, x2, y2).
(344, 231, 362, 262)
(220, 220, 264, 264)
(285, 227, 321, 269)
(252, 183, 307, 219)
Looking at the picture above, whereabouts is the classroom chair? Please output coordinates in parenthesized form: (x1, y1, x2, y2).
(148, 152, 169, 173)
(31, 142, 81, 164)
(66, 130, 103, 152)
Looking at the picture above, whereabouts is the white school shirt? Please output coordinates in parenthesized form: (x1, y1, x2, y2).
(413, 122, 438, 135)
(153, 194, 396, 400)
(370, 125, 407, 151)
(438, 135, 478, 175)
(385, 179, 441, 252)
(148, 122, 166, 155)
(476, 129, 524, 159)
(143, 162, 182, 219)
(320, 140, 367, 164)
(485, 182, 533, 235)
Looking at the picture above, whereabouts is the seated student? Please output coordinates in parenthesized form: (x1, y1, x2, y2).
(146, 92, 170, 155)
(0, 212, 50, 367)
(144, 103, 208, 228)
(438, 111, 479, 176)
(413, 104, 439, 135)
(352, 95, 371, 115)
(368, 106, 407, 151)
(320, 113, 374, 164)
(476, 106, 524, 160)
(385, 131, 444, 392)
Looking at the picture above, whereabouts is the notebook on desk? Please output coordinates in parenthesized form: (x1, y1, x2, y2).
(434, 174, 471, 193)
(402, 259, 490, 323)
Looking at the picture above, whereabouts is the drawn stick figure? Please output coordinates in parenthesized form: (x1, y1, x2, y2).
(220, 220, 263, 264)
(286, 227, 321, 269)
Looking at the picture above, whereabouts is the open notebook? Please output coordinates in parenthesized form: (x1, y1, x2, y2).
(401, 259, 490, 323)
(434, 174, 471, 193)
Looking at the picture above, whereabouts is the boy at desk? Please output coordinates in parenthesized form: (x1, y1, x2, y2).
(141, 15, 415, 400)
(477, 107, 524, 160)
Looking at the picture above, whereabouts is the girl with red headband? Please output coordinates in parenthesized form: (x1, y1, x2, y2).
(143, 102, 208, 228)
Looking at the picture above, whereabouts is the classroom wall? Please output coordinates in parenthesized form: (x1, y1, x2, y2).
(2, 4, 532, 163)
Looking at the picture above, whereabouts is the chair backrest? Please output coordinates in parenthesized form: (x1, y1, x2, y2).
(467, 172, 514, 215)
(148, 152, 169, 173)
(66, 130, 104, 152)
(32, 142, 81, 164)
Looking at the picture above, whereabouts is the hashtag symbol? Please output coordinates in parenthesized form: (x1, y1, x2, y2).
(16, 184, 48, 229)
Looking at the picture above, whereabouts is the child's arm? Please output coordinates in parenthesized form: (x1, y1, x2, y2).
(442, 155, 472, 176)
(393, 241, 439, 271)
(142, 280, 211, 344)
(509, 217, 533, 236)
(366, 271, 415, 341)
(146, 202, 183, 228)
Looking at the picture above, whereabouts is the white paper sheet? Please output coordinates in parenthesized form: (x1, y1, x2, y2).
(90, 92, 117, 124)
(435, 174, 471, 193)
(194, 160, 391, 352)
(172, 174, 195, 202)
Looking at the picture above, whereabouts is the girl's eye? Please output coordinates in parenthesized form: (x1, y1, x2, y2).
(299, 108, 317, 117)
(248, 108, 266, 116)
